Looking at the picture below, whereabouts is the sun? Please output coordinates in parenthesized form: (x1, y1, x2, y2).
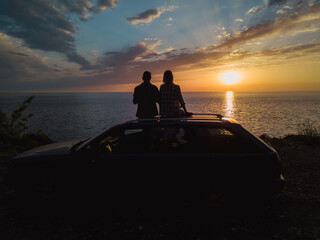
(220, 71, 241, 85)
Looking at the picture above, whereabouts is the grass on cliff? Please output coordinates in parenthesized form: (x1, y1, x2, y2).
(260, 119, 320, 147)
(0, 96, 53, 158)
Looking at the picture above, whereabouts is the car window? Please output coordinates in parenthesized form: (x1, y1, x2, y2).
(96, 128, 143, 153)
(96, 126, 192, 154)
(149, 127, 191, 153)
(192, 126, 261, 153)
(95, 125, 261, 154)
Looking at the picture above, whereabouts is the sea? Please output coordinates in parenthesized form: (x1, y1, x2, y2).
(0, 91, 319, 142)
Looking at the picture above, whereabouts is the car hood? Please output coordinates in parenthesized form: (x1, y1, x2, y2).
(15, 139, 84, 159)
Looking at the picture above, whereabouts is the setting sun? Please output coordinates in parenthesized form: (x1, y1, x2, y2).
(220, 71, 241, 85)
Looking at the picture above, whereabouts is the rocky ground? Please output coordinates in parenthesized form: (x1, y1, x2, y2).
(0, 136, 319, 240)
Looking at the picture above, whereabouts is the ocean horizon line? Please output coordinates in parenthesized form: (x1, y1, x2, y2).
(1, 90, 320, 94)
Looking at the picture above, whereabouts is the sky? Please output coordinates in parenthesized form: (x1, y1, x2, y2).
(0, 0, 319, 92)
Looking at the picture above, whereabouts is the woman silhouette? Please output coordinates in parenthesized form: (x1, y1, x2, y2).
(160, 70, 191, 117)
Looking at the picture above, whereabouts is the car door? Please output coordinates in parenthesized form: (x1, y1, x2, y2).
(84, 124, 200, 198)
(187, 124, 277, 191)
(84, 126, 158, 197)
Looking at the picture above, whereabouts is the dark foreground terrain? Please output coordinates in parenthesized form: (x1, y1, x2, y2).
(0, 136, 320, 240)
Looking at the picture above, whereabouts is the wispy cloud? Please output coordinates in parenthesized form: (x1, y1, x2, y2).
(246, 0, 305, 16)
(276, 9, 287, 14)
(283, 5, 293, 9)
(215, 3, 320, 49)
(246, 6, 265, 15)
(260, 42, 320, 56)
(127, 5, 178, 25)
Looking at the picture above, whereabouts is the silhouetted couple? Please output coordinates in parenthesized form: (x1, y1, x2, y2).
(133, 70, 191, 118)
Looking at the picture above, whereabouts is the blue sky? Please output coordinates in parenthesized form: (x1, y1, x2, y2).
(0, 0, 320, 91)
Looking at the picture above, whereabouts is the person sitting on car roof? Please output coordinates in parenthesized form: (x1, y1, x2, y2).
(133, 71, 160, 119)
(160, 70, 191, 118)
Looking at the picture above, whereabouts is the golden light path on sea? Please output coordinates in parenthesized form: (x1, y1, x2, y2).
(224, 91, 234, 118)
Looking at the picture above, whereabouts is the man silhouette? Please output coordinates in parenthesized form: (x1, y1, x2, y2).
(133, 71, 160, 118)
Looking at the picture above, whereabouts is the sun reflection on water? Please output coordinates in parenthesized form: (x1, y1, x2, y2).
(224, 91, 234, 117)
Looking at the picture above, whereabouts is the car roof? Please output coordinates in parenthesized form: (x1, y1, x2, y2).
(119, 114, 240, 126)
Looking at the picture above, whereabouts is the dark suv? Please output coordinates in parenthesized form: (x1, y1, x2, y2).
(4, 114, 284, 201)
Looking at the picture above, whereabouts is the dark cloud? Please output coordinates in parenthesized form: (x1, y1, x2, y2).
(66, 51, 91, 67)
(95, 0, 119, 12)
(127, 6, 177, 25)
(0, 0, 76, 52)
(268, 0, 289, 7)
(101, 42, 149, 68)
(57, 0, 119, 20)
(8, 51, 28, 57)
(0, 35, 51, 86)
(267, 0, 310, 7)
(127, 9, 161, 25)
(0, 0, 119, 68)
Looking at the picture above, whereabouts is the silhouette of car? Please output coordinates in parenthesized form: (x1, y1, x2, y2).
(4, 114, 284, 201)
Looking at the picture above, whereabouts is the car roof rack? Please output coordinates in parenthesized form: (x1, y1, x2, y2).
(133, 113, 224, 122)
(191, 113, 224, 120)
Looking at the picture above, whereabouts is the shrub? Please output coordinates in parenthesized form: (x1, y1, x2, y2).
(0, 96, 53, 151)
(297, 120, 320, 138)
(0, 96, 34, 142)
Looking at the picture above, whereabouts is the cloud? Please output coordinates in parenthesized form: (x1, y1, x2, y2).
(246, 0, 306, 16)
(0, 0, 119, 68)
(103, 42, 149, 67)
(94, 0, 119, 12)
(127, 9, 161, 25)
(98, 39, 162, 70)
(260, 42, 320, 56)
(8, 51, 29, 57)
(276, 9, 287, 14)
(235, 19, 244, 22)
(216, 27, 231, 40)
(127, 5, 178, 25)
(246, 6, 265, 15)
(66, 51, 99, 70)
(268, 0, 290, 7)
(0, 33, 52, 87)
(215, 3, 320, 49)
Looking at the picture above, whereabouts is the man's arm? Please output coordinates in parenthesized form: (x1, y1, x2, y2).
(133, 87, 139, 104)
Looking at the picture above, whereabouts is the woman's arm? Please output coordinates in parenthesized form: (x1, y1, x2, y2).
(177, 85, 187, 113)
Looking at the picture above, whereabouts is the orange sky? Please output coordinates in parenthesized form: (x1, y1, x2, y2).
(96, 60, 320, 92)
